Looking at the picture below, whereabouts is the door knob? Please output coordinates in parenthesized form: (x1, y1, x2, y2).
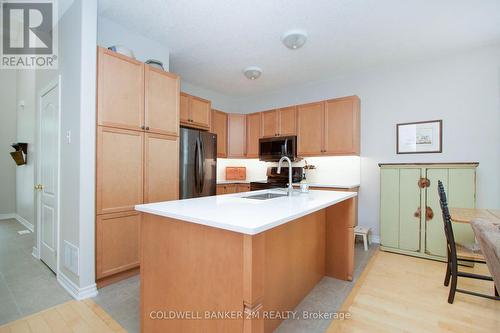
(414, 207, 421, 219)
(34, 184, 44, 191)
(425, 207, 434, 221)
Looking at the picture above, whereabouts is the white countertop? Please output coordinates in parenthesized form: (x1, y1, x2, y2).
(135, 189, 357, 235)
(292, 183, 360, 189)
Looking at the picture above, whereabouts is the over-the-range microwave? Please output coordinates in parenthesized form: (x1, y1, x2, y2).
(259, 136, 301, 162)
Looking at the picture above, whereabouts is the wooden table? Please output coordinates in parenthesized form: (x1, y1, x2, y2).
(450, 208, 500, 224)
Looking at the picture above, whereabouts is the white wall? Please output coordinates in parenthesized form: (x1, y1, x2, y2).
(97, 16, 169, 70)
(15, 71, 36, 228)
(0, 70, 17, 216)
(181, 81, 236, 112)
(229, 45, 500, 239)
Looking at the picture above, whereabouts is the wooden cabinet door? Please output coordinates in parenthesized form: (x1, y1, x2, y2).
(180, 92, 190, 124)
(211, 110, 227, 158)
(227, 114, 246, 158)
(261, 110, 278, 138)
(324, 97, 360, 155)
(246, 113, 261, 158)
(297, 102, 324, 156)
(144, 133, 179, 203)
(96, 211, 141, 279)
(278, 106, 297, 136)
(237, 184, 250, 192)
(190, 96, 211, 129)
(96, 127, 143, 214)
(216, 185, 226, 195)
(225, 184, 238, 194)
(144, 65, 179, 136)
(97, 48, 144, 131)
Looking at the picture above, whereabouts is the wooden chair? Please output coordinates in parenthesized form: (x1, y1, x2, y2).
(437, 180, 500, 303)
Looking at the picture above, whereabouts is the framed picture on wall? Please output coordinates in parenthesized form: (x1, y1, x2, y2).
(396, 120, 442, 154)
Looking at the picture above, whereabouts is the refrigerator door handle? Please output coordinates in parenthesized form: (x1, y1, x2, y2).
(194, 138, 200, 193)
(200, 138, 205, 192)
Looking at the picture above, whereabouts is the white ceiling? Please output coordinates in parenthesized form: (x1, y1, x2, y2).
(98, 0, 500, 97)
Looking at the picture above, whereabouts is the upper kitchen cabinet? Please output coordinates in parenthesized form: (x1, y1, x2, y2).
(211, 109, 228, 158)
(227, 114, 246, 158)
(297, 102, 324, 156)
(180, 92, 211, 130)
(180, 93, 190, 124)
(144, 65, 180, 136)
(261, 110, 278, 138)
(278, 106, 297, 136)
(260, 107, 297, 138)
(297, 96, 360, 156)
(324, 96, 360, 155)
(246, 112, 261, 158)
(97, 47, 144, 131)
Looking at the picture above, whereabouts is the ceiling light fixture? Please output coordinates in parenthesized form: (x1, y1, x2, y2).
(243, 66, 262, 80)
(281, 29, 308, 50)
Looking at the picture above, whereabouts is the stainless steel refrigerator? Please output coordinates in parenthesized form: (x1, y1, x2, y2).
(179, 127, 217, 199)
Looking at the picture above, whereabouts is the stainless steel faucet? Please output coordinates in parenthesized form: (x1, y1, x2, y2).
(277, 156, 294, 196)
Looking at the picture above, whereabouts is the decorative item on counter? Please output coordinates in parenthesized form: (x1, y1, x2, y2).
(107, 45, 135, 59)
(145, 59, 164, 70)
(303, 160, 316, 170)
(299, 171, 309, 193)
(225, 167, 246, 180)
(10, 143, 28, 166)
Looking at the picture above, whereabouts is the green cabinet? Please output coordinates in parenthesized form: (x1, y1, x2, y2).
(379, 163, 477, 261)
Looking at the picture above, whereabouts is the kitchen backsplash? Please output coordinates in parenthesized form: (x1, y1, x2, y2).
(217, 156, 361, 186)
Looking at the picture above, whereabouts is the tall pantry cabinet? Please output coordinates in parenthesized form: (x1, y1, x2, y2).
(96, 47, 180, 286)
(379, 163, 477, 261)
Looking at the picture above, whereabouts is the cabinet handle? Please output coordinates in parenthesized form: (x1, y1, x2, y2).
(145, 126, 150, 130)
(418, 177, 430, 189)
(141, 125, 145, 130)
(414, 207, 421, 219)
(425, 207, 434, 221)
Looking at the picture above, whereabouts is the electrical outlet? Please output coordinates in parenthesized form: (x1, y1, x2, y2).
(63, 240, 79, 275)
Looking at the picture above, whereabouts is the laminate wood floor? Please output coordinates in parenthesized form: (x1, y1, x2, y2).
(0, 299, 125, 333)
(328, 250, 500, 333)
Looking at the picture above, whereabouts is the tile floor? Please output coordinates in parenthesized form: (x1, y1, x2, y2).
(0, 219, 72, 325)
(93, 240, 377, 333)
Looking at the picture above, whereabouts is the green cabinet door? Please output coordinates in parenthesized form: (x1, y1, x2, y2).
(425, 168, 476, 257)
(399, 169, 421, 252)
(425, 169, 448, 257)
(448, 169, 476, 246)
(380, 168, 421, 252)
(380, 168, 399, 249)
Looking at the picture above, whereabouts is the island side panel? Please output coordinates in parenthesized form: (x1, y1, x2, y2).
(325, 197, 356, 281)
(243, 234, 265, 333)
(263, 210, 326, 333)
(141, 214, 245, 333)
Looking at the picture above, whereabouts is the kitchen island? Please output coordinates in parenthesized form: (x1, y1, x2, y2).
(135, 189, 357, 333)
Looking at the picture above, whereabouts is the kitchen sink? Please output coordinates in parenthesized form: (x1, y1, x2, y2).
(242, 192, 288, 200)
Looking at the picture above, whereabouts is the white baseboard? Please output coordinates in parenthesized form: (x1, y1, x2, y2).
(0, 213, 34, 232)
(57, 271, 98, 300)
(15, 214, 34, 232)
(0, 213, 16, 220)
(32, 246, 40, 259)
(370, 234, 380, 244)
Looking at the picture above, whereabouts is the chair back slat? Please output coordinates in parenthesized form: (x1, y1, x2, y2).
(438, 180, 457, 259)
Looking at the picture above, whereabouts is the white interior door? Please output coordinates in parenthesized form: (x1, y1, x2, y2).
(39, 82, 60, 273)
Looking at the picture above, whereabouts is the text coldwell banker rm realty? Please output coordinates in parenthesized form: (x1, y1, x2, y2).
(1, 0, 58, 69)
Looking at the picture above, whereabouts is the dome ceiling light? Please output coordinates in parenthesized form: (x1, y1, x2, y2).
(243, 66, 262, 80)
(281, 29, 308, 50)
